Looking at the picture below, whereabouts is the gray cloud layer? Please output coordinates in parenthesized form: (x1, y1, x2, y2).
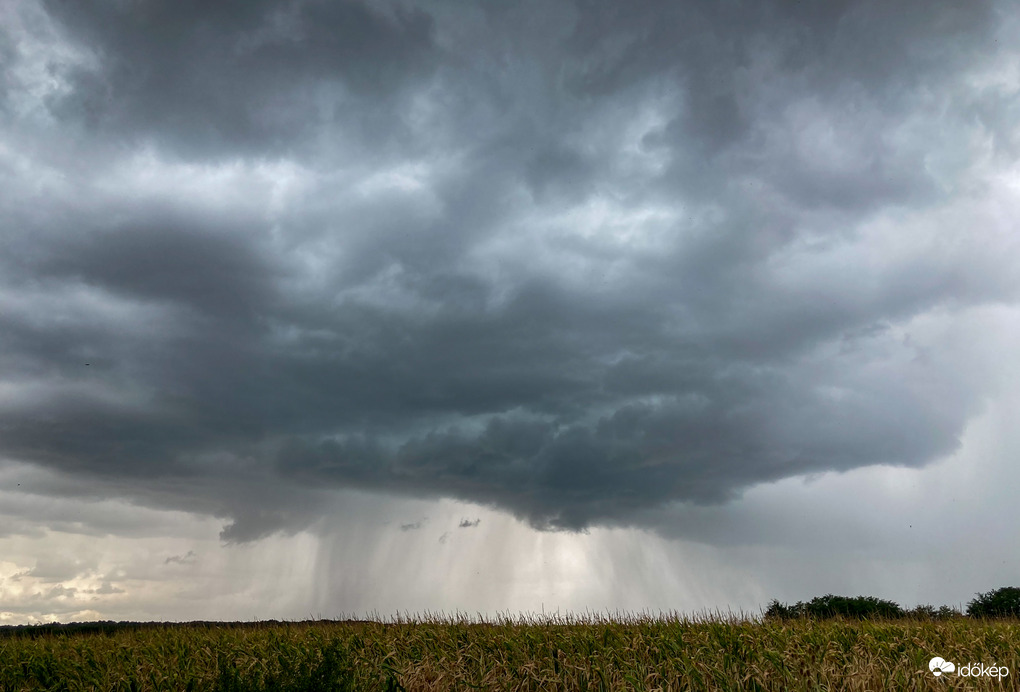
(1, 0, 1017, 540)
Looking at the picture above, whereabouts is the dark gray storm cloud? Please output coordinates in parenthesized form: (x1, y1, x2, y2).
(40, 0, 438, 155)
(1, 0, 1017, 540)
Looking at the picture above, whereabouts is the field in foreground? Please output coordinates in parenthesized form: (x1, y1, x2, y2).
(1, 616, 1018, 691)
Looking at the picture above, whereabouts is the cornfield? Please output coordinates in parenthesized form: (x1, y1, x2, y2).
(1, 615, 1017, 691)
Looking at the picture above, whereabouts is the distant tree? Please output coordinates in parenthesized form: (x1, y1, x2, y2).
(967, 587, 1020, 617)
(764, 595, 903, 620)
(764, 599, 797, 619)
(904, 604, 961, 620)
(803, 594, 903, 619)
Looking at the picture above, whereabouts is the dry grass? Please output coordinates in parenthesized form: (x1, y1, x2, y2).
(1, 614, 1018, 690)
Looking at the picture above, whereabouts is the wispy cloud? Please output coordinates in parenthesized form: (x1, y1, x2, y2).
(164, 551, 197, 566)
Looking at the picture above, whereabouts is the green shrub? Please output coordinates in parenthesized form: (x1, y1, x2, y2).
(765, 595, 902, 620)
(967, 587, 1020, 618)
(763, 599, 796, 619)
(904, 604, 961, 620)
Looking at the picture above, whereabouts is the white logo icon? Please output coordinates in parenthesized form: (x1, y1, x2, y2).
(929, 657, 956, 677)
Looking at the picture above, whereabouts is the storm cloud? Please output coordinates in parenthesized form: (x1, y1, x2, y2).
(1, 0, 1018, 544)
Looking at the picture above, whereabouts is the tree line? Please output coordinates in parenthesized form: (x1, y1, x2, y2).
(765, 587, 1020, 620)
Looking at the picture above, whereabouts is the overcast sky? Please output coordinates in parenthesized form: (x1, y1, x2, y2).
(2, 0, 1019, 624)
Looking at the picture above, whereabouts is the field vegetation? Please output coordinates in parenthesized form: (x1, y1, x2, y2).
(2, 611, 1019, 691)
